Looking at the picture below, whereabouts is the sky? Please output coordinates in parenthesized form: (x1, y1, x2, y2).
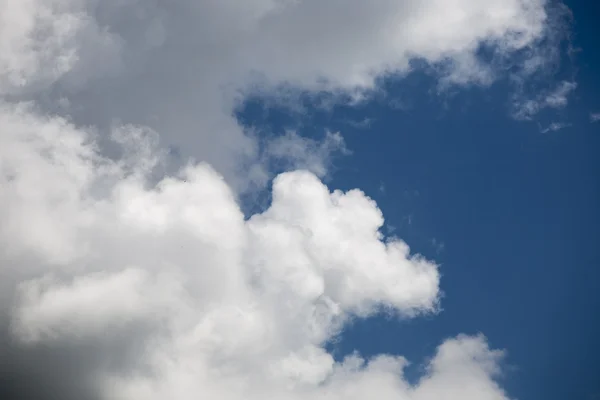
(0, 1, 598, 400)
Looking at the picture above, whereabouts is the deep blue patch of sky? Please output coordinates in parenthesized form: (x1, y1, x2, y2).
(236, 1, 600, 399)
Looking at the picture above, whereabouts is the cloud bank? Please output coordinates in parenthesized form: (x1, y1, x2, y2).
(2, 0, 567, 185)
(0, 1, 570, 399)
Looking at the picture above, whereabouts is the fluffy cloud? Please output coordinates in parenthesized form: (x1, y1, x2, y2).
(1, 0, 564, 186)
(0, 1, 571, 399)
(0, 0, 123, 95)
(0, 102, 512, 400)
(0, 107, 510, 400)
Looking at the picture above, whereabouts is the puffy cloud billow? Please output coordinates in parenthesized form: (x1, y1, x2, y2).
(0, 1, 569, 399)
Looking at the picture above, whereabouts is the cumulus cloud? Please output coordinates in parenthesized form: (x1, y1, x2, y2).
(0, 0, 573, 399)
(0, 101, 514, 400)
(1, 0, 568, 186)
(590, 112, 600, 123)
(0, 0, 123, 95)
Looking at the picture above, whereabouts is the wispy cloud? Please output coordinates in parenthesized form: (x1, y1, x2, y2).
(540, 121, 572, 133)
(343, 117, 374, 129)
(513, 81, 577, 120)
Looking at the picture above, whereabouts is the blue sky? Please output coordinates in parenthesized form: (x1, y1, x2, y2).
(0, 1, 598, 400)
(237, 2, 600, 399)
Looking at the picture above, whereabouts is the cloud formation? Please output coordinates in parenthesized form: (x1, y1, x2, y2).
(0, 102, 508, 400)
(2, 0, 565, 185)
(540, 121, 572, 133)
(512, 80, 577, 120)
(0, 1, 571, 399)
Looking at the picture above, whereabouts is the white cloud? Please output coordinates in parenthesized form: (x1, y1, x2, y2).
(344, 118, 374, 129)
(512, 80, 577, 120)
(544, 81, 577, 108)
(264, 130, 348, 179)
(0, 0, 123, 95)
(12, 268, 161, 343)
(0, 1, 572, 399)
(1, 0, 565, 188)
(0, 103, 513, 400)
(540, 121, 571, 133)
(590, 112, 600, 123)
